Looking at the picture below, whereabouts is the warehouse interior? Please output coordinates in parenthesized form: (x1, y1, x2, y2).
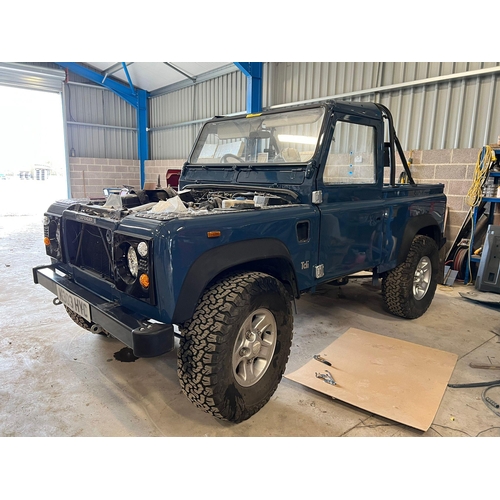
(1, 58, 499, 494)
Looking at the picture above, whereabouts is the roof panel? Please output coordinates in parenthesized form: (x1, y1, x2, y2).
(83, 62, 234, 92)
(127, 62, 187, 91)
(87, 62, 118, 71)
(173, 62, 231, 76)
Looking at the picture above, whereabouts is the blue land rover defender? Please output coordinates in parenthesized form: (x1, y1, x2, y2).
(33, 101, 446, 422)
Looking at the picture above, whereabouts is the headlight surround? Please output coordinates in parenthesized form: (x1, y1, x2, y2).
(114, 236, 154, 304)
(127, 246, 139, 277)
(44, 215, 62, 260)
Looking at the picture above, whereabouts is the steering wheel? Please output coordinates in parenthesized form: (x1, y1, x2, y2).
(221, 153, 243, 163)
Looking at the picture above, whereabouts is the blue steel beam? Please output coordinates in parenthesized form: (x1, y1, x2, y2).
(121, 62, 136, 94)
(234, 62, 263, 114)
(56, 62, 149, 188)
(57, 62, 138, 107)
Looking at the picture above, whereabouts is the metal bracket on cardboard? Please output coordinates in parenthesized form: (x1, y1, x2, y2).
(315, 370, 336, 385)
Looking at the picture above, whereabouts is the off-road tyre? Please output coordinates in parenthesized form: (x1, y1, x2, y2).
(382, 235, 439, 319)
(178, 271, 293, 423)
(64, 305, 109, 336)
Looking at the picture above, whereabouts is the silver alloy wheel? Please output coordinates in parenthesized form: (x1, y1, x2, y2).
(413, 256, 432, 300)
(232, 308, 277, 387)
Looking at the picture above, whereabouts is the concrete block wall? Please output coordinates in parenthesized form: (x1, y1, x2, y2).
(144, 160, 183, 187)
(69, 157, 140, 199)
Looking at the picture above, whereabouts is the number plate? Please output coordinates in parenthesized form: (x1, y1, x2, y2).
(56, 285, 91, 322)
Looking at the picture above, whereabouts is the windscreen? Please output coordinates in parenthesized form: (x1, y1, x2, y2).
(190, 107, 325, 165)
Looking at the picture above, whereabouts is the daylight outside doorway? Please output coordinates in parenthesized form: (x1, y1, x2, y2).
(0, 85, 66, 217)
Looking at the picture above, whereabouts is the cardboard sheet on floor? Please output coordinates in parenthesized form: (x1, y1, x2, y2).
(285, 328, 457, 431)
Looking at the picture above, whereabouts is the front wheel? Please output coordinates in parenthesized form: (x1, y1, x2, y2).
(177, 272, 293, 422)
(382, 235, 439, 319)
(64, 305, 110, 336)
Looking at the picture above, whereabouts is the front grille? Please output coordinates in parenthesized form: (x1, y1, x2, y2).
(65, 220, 113, 281)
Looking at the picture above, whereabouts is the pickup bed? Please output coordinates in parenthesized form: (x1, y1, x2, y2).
(33, 100, 446, 422)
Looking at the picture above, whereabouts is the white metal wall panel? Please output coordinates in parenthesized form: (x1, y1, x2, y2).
(65, 83, 137, 158)
(269, 62, 381, 106)
(149, 71, 246, 159)
(66, 84, 136, 128)
(0, 62, 65, 93)
(103, 91, 136, 128)
(269, 62, 500, 151)
(150, 125, 199, 160)
(67, 124, 137, 159)
(150, 86, 194, 127)
(194, 70, 246, 119)
(377, 74, 500, 150)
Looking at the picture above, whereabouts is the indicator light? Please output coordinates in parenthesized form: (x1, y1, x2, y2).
(139, 273, 150, 289)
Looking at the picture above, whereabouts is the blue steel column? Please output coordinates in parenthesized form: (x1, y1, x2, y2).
(234, 62, 263, 114)
(56, 62, 149, 188)
(137, 89, 149, 187)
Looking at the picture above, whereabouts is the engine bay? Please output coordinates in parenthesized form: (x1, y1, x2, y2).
(59, 185, 297, 221)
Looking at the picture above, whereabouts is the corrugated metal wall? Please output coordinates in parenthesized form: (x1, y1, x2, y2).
(149, 62, 500, 159)
(265, 62, 499, 105)
(149, 70, 246, 159)
(63, 62, 500, 160)
(64, 80, 137, 159)
(267, 62, 500, 151)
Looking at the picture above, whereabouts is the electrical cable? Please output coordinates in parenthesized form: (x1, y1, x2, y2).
(453, 247, 468, 279)
(448, 379, 500, 388)
(482, 384, 500, 417)
(448, 379, 500, 417)
(464, 146, 497, 284)
(466, 146, 495, 208)
(65, 78, 77, 123)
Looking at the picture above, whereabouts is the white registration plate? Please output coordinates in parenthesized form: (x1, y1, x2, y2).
(56, 285, 92, 322)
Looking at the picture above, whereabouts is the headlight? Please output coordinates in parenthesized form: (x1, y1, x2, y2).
(127, 246, 139, 277)
(137, 241, 148, 257)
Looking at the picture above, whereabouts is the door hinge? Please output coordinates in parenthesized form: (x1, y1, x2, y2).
(314, 264, 325, 279)
(312, 190, 323, 204)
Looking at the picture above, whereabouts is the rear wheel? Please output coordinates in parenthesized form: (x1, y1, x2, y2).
(382, 235, 439, 319)
(178, 271, 293, 422)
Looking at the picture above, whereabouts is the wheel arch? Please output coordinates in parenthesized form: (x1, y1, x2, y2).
(397, 214, 443, 266)
(172, 239, 299, 324)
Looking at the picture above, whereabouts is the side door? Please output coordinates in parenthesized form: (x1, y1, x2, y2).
(317, 113, 385, 279)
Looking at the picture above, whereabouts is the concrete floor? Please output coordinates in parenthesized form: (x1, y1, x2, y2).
(2, 181, 500, 437)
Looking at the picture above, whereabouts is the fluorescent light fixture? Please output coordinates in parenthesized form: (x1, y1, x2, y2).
(278, 134, 317, 145)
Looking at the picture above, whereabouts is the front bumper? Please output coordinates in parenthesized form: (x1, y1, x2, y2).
(33, 264, 174, 358)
